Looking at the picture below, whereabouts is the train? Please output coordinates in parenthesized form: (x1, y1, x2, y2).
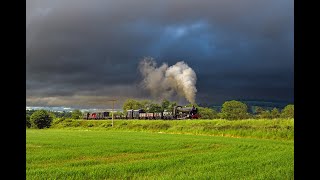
(83, 111, 111, 120)
(83, 105, 200, 120)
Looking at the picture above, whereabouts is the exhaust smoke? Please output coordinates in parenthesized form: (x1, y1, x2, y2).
(139, 57, 197, 104)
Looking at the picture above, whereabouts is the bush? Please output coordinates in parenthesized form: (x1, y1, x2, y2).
(281, 105, 294, 118)
(30, 110, 53, 129)
(259, 110, 272, 119)
(220, 100, 249, 120)
(71, 109, 82, 119)
(198, 107, 218, 119)
(26, 115, 31, 128)
(52, 117, 65, 126)
(100, 123, 112, 128)
(270, 108, 280, 119)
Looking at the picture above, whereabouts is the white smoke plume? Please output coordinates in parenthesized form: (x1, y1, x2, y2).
(139, 57, 197, 104)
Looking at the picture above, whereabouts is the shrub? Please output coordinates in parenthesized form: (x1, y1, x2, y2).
(87, 123, 94, 127)
(71, 110, 82, 119)
(259, 110, 272, 119)
(198, 107, 218, 119)
(52, 117, 65, 125)
(281, 105, 294, 118)
(100, 123, 112, 128)
(270, 108, 280, 119)
(26, 115, 31, 128)
(30, 110, 53, 129)
(220, 100, 249, 120)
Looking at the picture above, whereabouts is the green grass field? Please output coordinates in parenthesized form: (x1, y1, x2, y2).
(27, 122, 294, 179)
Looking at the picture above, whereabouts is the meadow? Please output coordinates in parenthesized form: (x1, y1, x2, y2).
(27, 119, 294, 179)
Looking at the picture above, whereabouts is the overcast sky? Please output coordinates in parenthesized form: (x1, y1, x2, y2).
(26, 0, 293, 109)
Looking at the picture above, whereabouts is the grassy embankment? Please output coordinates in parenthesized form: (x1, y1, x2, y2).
(51, 119, 294, 140)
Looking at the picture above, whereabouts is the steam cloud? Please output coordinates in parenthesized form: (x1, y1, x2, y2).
(139, 57, 197, 103)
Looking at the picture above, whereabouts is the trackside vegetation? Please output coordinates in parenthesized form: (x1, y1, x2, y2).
(30, 110, 53, 129)
(50, 119, 293, 140)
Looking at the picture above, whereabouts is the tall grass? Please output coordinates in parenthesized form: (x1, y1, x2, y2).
(50, 119, 293, 140)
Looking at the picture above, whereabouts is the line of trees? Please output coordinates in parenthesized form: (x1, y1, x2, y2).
(26, 109, 83, 129)
(26, 110, 73, 119)
(122, 99, 294, 120)
(26, 99, 294, 129)
(122, 99, 177, 113)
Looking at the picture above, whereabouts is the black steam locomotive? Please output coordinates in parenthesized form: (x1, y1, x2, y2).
(83, 106, 200, 120)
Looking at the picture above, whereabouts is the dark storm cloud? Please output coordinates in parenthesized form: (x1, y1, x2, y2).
(26, 0, 293, 108)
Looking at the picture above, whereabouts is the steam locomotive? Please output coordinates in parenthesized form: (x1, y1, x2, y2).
(83, 106, 200, 120)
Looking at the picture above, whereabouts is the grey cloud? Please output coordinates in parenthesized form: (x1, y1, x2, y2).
(27, 0, 293, 107)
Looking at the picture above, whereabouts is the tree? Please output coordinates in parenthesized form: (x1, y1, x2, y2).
(167, 101, 177, 112)
(198, 107, 218, 119)
(281, 104, 294, 118)
(220, 100, 249, 120)
(161, 99, 171, 111)
(26, 114, 31, 128)
(147, 103, 162, 113)
(140, 100, 152, 111)
(253, 106, 265, 115)
(122, 99, 143, 112)
(71, 109, 82, 119)
(113, 111, 125, 116)
(62, 111, 72, 118)
(26, 109, 36, 116)
(270, 108, 280, 119)
(48, 111, 57, 120)
(30, 110, 53, 129)
(259, 110, 272, 119)
(185, 103, 199, 107)
(252, 106, 266, 119)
